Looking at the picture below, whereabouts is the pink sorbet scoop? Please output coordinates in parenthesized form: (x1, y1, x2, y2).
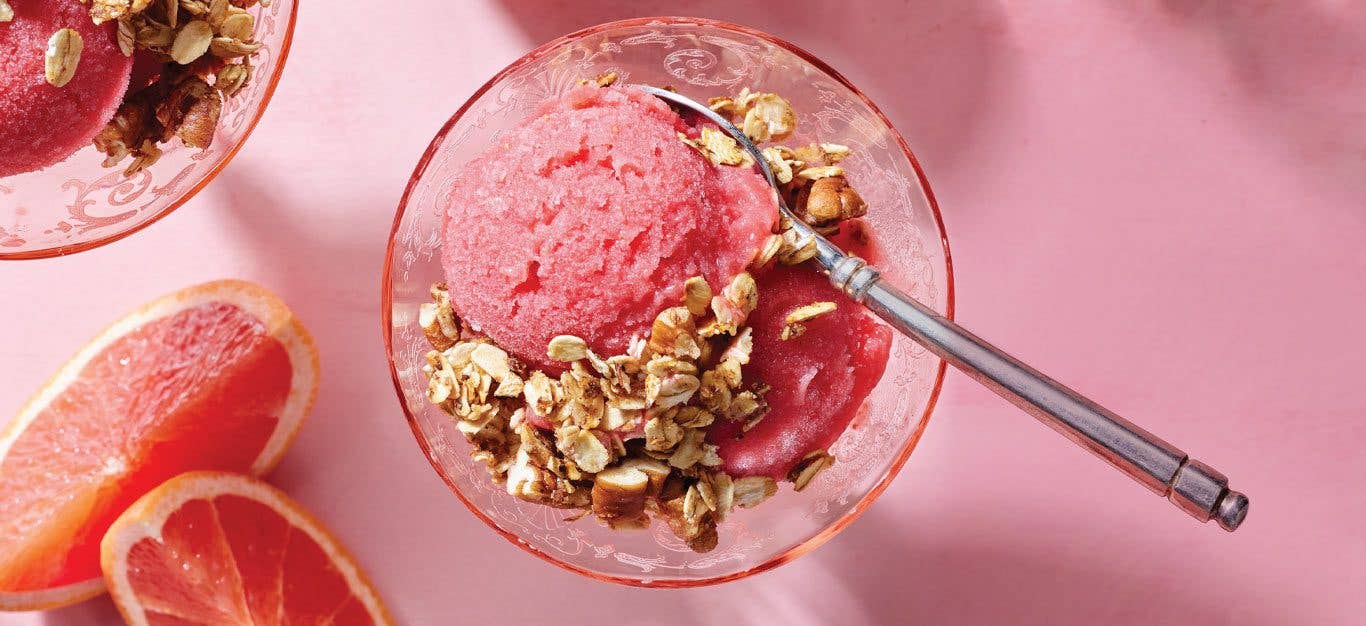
(708, 263, 893, 478)
(441, 85, 777, 369)
(0, 0, 133, 178)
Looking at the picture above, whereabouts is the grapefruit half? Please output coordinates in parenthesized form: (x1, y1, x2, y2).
(102, 472, 393, 626)
(0, 280, 318, 610)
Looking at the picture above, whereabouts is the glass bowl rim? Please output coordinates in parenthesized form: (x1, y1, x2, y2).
(381, 15, 956, 587)
(0, 0, 300, 261)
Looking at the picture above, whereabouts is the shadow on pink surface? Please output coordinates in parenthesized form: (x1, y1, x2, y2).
(1157, 0, 1366, 204)
(792, 508, 1286, 625)
(38, 597, 118, 625)
(494, 0, 1012, 178)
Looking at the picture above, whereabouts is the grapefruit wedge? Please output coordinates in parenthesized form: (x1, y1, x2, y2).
(0, 280, 318, 611)
(102, 472, 394, 626)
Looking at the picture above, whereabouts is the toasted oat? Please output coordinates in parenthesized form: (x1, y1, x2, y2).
(782, 301, 837, 340)
(720, 327, 753, 365)
(419, 301, 459, 351)
(680, 128, 752, 167)
(794, 142, 852, 166)
(794, 165, 844, 182)
(547, 335, 589, 362)
(647, 306, 698, 358)
(91, 0, 149, 24)
(776, 227, 818, 265)
(762, 146, 796, 184)
(682, 276, 712, 317)
(44, 29, 83, 88)
(561, 427, 610, 473)
(114, 18, 136, 55)
(644, 414, 684, 452)
(707, 95, 736, 116)
(219, 11, 252, 40)
(209, 36, 261, 58)
(786, 301, 837, 325)
(750, 234, 783, 270)
(170, 19, 212, 64)
(214, 59, 251, 95)
(732, 476, 778, 508)
(788, 449, 835, 492)
(741, 93, 797, 143)
(523, 371, 558, 417)
(646, 370, 700, 410)
(710, 272, 757, 333)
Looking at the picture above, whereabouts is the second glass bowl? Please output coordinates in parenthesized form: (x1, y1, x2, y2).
(0, 0, 297, 260)
(383, 16, 953, 586)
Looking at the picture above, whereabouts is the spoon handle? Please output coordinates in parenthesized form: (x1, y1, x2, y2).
(828, 256, 1249, 531)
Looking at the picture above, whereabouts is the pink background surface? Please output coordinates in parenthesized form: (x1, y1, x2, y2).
(3, 1, 1365, 624)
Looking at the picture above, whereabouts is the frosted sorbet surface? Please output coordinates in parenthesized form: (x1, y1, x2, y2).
(0, 0, 133, 177)
(440, 85, 776, 368)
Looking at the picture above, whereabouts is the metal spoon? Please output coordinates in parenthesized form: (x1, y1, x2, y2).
(641, 85, 1249, 531)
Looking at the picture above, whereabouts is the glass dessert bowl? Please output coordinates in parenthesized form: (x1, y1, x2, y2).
(383, 16, 953, 586)
(0, 0, 296, 260)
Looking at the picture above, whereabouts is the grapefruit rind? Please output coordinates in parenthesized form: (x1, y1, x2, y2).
(100, 472, 394, 626)
(0, 280, 319, 611)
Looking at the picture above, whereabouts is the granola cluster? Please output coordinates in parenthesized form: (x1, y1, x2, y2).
(420, 82, 874, 552)
(89, 0, 266, 174)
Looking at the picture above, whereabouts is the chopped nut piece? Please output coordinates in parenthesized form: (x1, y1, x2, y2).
(419, 303, 458, 350)
(547, 335, 589, 362)
(157, 76, 220, 148)
(0, 0, 12, 22)
(578, 70, 619, 87)
(796, 175, 867, 229)
(618, 456, 671, 497)
(732, 476, 778, 508)
(170, 19, 212, 64)
(591, 465, 649, 521)
(788, 449, 836, 492)
(741, 93, 797, 143)
(44, 29, 83, 88)
(682, 276, 711, 317)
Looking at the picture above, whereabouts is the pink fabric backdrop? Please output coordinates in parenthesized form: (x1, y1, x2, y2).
(3, 1, 1364, 624)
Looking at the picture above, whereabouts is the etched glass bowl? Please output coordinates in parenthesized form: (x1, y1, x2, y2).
(0, 0, 296, 260)
(383, 16, 954, 586)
